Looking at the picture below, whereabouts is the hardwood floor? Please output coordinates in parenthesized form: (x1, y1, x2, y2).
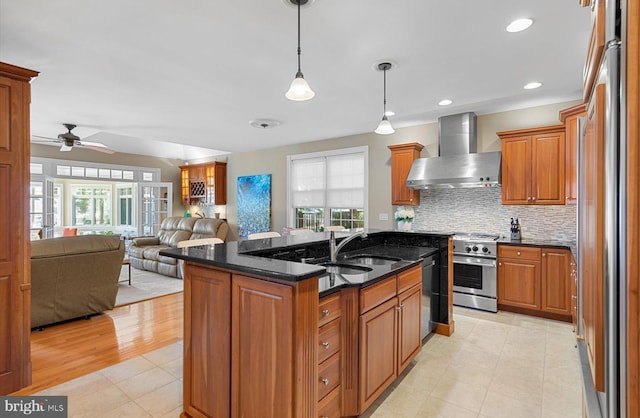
(11, 293, 183, 396)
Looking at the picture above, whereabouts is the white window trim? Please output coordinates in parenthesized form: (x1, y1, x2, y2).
(30, 157, 160, 183)
(286, 145, 368, 228)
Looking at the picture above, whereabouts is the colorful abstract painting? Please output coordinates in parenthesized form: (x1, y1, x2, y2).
(237, 174, 272, 238)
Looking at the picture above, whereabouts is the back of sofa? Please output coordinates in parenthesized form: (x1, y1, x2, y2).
(156, 216, 228, 245)
(31, 235, 125, 328)
(157, 217, 198, 246)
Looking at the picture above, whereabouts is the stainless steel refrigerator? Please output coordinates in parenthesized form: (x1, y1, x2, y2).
(577, 0, 628, 416)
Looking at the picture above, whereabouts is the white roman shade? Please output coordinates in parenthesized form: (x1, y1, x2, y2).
(291, 157, 326, 207)
(326, 153, 364, 208)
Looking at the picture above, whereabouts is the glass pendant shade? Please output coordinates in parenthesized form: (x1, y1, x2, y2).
(285, 72, 315, 101)
(375, 115, 395, 135)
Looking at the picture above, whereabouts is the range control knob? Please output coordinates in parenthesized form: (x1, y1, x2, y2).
(472, 245, 478, 252)
(482, 246, 489, 253)
(465, 246, 472, 253)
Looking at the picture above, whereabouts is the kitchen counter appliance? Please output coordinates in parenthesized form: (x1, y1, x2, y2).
(452, 232, 499, 312)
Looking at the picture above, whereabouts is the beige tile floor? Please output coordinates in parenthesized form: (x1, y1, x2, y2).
(36, 307, 582, 418)
(362, 307, 582, 418)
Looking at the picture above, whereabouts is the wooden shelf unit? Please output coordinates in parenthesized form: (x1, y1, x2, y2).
(179, 161, 227, 206)
(388, 143, 423, 206)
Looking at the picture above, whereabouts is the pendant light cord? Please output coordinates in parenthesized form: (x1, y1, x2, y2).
(383, 67, 387, 113)
(297, 0, 302, 74)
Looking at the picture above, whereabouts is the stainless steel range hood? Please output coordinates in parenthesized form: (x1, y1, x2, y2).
(406, 112, 501, 189)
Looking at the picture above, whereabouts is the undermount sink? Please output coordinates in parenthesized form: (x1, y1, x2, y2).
(343, 255, 402, 266)
(323, 263, 373, 275)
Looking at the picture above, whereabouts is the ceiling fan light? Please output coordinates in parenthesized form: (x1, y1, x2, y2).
(285, 73, 315, 101)
(375, 115, 395, 135)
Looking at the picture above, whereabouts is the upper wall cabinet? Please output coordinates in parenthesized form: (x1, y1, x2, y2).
(179, 162, 227, 206)
(388, 143, 423, 206)
(583, 0, 605, 101)
(498, 125, 566, 205)
(559, 103, 587, 205)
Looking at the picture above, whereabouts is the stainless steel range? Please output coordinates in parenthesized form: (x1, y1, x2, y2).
(452, 232, 499, 313)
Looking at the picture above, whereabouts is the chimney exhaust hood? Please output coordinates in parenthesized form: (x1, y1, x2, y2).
(406, 112, 502, 189)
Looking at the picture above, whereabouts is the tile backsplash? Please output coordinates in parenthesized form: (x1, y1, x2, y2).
(412, 187, 577, 242)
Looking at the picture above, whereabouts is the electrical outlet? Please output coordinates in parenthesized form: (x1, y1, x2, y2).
(379, 213, 389, 221)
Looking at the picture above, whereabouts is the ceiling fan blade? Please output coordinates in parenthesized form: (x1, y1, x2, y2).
(32, 135, 60, 143)
(79, 140, 109, 148)
(60, 144, 73, 152)
(78, 144, 115, 154)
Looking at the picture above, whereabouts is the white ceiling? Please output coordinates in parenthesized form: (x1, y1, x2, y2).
(1, 0, 590, 160)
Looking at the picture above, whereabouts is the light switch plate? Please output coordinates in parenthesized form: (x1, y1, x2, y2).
(379, 213, 389, 221)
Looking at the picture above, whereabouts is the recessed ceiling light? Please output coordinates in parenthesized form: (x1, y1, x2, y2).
(438, 99, 453, 106)
(523, 81, 542, 90)
(384, 109, 395, 116)
(506, 18, 533, 33)
(249, 119, 281, 129)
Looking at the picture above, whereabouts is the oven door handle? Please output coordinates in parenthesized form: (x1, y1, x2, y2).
(453, 256, 497, 268)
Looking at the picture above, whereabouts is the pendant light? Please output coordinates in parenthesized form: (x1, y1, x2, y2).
(374, 62, 395, 135)
(285, 0, 315, 101)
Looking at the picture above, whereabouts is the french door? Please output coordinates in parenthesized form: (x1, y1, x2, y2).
(138, 182, 172, 236)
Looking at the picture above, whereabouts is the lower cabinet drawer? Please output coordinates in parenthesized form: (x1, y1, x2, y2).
(318, 352, 341, 401)
(498, 245, 541, 261)
(360, 276, 396, 314)
(318, 385, 341, 418)
(319, 293, 342, 327)
(318, 318, 341, 364)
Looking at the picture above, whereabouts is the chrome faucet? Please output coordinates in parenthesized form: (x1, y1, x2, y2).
(329, 230, 367, 263)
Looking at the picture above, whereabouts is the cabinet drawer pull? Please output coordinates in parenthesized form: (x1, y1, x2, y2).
(527, 196, 531, 201)
(396, 306, 402, 312)
(532, 197, 536, 201)
(542, 253, 546, 257)
(322, 309, 330, 317)
(517, 251, 521, 256)
(322, 342, 330, 349)
(498, 262, 502, 266)
(572, 295, 577, 300)
(321, 378, 329, 385)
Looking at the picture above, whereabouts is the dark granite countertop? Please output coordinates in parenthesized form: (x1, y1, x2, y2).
(498, 238, 577, 258)
(160, 229, 448, 297)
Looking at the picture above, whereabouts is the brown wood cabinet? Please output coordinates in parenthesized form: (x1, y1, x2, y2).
(570, 254, 578, 333)
(498, 245, 572, 322)
(0, 62, 38, 395)
(179, 161, 227, 206)
(541, 249, 572, 316)
(358, 265, 422, 413)
(388, 143, 423, 206)
(559, 103, 587, 205)
(498, 125, 566, 205)
(583, 0, 605, 101)
(183, 262, 318, 418)
(318, 293, 342, 417)
(580, 83, 606, 392)
(498, 249, 541, 310)
(359, 296, 398, 411)
(626, 1, 640, 412)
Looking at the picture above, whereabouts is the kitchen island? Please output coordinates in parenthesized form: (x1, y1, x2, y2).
(161, 230, 452, 418)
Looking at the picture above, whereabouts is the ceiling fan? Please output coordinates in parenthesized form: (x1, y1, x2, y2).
(32, 123, 115, 154)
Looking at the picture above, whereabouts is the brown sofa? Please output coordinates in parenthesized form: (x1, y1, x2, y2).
(31, 234, 125, 328)
(128, 217, 228, 278)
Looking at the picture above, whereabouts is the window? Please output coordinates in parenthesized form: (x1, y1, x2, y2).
(116, 184, 135, 226)
(288, 146, 367, 231)
(71, 185, 112, 226)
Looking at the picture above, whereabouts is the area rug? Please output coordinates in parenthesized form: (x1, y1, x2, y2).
(115, 264, 183, 306)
